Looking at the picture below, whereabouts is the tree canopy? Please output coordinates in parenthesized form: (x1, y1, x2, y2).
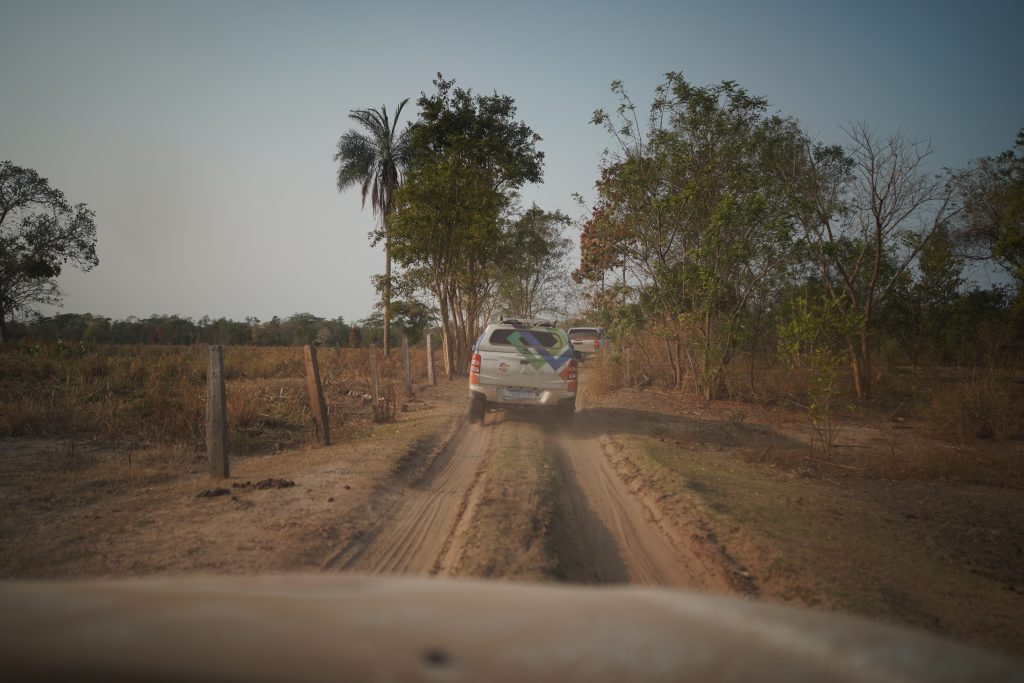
(0, 161, 98, 342)
(576, 74, 807, 398)
(953, 128, 1024, 292)
(335, 99, 413, 354)
(388, 75, 548, 375)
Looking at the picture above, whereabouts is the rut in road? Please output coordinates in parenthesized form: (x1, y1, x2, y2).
(547, 406, 733, 591)
(325, 419, 496, 576)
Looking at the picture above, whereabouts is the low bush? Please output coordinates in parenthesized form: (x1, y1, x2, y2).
(925, 372, 1024, 442)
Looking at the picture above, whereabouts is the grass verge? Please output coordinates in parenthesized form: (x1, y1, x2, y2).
(620, 434, 1024, 658)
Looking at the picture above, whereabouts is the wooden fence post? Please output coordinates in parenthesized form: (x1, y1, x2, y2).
(304, 345, 331, 445)
(426, 333, 436, 386)
(402, 336, 413, 398)
(207, 345, 229, 478)
(369, 344, 380, 408)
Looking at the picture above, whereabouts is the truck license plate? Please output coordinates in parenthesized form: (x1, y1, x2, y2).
(504, 388, 538, 400)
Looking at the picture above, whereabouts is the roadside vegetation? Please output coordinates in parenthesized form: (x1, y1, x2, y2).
(580, 385, 1023, 655)
(574, 74, 1022, 452)
(0, 343, 432, 451)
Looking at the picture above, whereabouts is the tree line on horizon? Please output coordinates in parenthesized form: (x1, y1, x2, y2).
(4, 309, 434, 348)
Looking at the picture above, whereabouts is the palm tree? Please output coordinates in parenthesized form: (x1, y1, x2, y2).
(334, 99, 412, 355)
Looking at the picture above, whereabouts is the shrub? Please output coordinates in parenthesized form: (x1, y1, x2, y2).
(586, 353, 624, 397)
(926, 373, 1024, 442)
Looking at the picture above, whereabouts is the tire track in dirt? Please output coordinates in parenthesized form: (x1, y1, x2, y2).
(324, 419, 497, 576)
(548, 394, 733, 591)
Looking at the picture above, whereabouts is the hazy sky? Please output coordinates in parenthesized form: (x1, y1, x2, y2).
(1, 0, 1021, 323)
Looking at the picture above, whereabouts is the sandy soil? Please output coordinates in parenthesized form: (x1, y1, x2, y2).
(313, 382, 746, 594)
(3, 370, 1021, 657)
(0, 370, 763, 591)
(0, 384, 461, 578)
(548, 406, 734, 591)
(322, 419, 494, 575)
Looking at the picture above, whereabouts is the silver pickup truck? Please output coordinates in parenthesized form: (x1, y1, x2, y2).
(567, 326, 607, 360)
(469, 319, 577, 423)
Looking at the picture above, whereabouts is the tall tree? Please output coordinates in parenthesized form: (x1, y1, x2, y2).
(0, 161, 98, 342)
(953, 127, 1024, 293)
(389, 75, 544, 376)
(334, 99, 412, 355)
(577, 75, 805, 399)
(788, 124, 957, 398)
(494, 206, 572, 320)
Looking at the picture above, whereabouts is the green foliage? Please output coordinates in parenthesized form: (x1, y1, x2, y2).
(954, 127, 1024, 292)
(786, 122, 956, 398)
(389, 74, 546, 374)
(494, 206, 572, 319)
(578, 73, 807, 398)
(334, 99, 413, 352)
(357, 297, 433, 346)
(573, 76, 1021, 424)
(10, 312, 352, 347)
(880, 224, 965, 365)
(0, 161, 99, 341)
(776, 295, 857, 457)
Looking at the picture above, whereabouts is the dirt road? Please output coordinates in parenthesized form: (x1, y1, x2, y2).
(551, 414, 730, 590)
(323, 390, 733, 592)
(323, 420, 497, 576)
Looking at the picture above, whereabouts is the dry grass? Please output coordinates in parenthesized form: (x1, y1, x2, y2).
(0, 343, 436, 453)
(600, 332, 1024, 454)
(924, 372, 1024, 442)
(582, 353, 624, 397)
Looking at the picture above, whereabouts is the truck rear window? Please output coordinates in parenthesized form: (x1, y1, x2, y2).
(489, 329, 560, 348)
(568, 329, 601, 340)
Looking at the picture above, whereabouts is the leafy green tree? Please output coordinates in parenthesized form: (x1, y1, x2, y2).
(494, 206, 572, 319)
(787, 124, 957, 398)
(335, 100, 413, 355)
(953, 128, 1024, 293)
(881, 223, 964, 366)
(0, 161, 98, 342)
(252, 316, 285, 346)
(578, 74, 806, 398)
(389, 75, 544, 375)
(941, 287, 1015, 364)
(280, 312, 325, 345)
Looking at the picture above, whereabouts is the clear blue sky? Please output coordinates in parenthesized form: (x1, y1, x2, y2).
(1, 0, 1021, 322)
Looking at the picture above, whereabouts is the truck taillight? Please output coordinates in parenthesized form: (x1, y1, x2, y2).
(567, 359, 577, 392)
(470, 353, 481, 385)
(594, 339, 600, 350)
(567, 359, 577, 380)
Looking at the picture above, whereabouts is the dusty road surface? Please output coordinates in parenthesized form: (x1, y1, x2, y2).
(550, 413, 731, 590)
(320, 388, 736, 595)
(323, 420, 496, 576)
(4, 371, 1022, 657)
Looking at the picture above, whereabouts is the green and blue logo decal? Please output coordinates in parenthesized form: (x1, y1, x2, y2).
(506, 330, 573, 372)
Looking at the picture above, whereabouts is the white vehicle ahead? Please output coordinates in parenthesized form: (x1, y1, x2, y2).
(469, 319, 577, 423)
(567, 326, 607, 360)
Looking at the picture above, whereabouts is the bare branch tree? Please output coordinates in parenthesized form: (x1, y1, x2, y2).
(793, 123, 957, 398)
